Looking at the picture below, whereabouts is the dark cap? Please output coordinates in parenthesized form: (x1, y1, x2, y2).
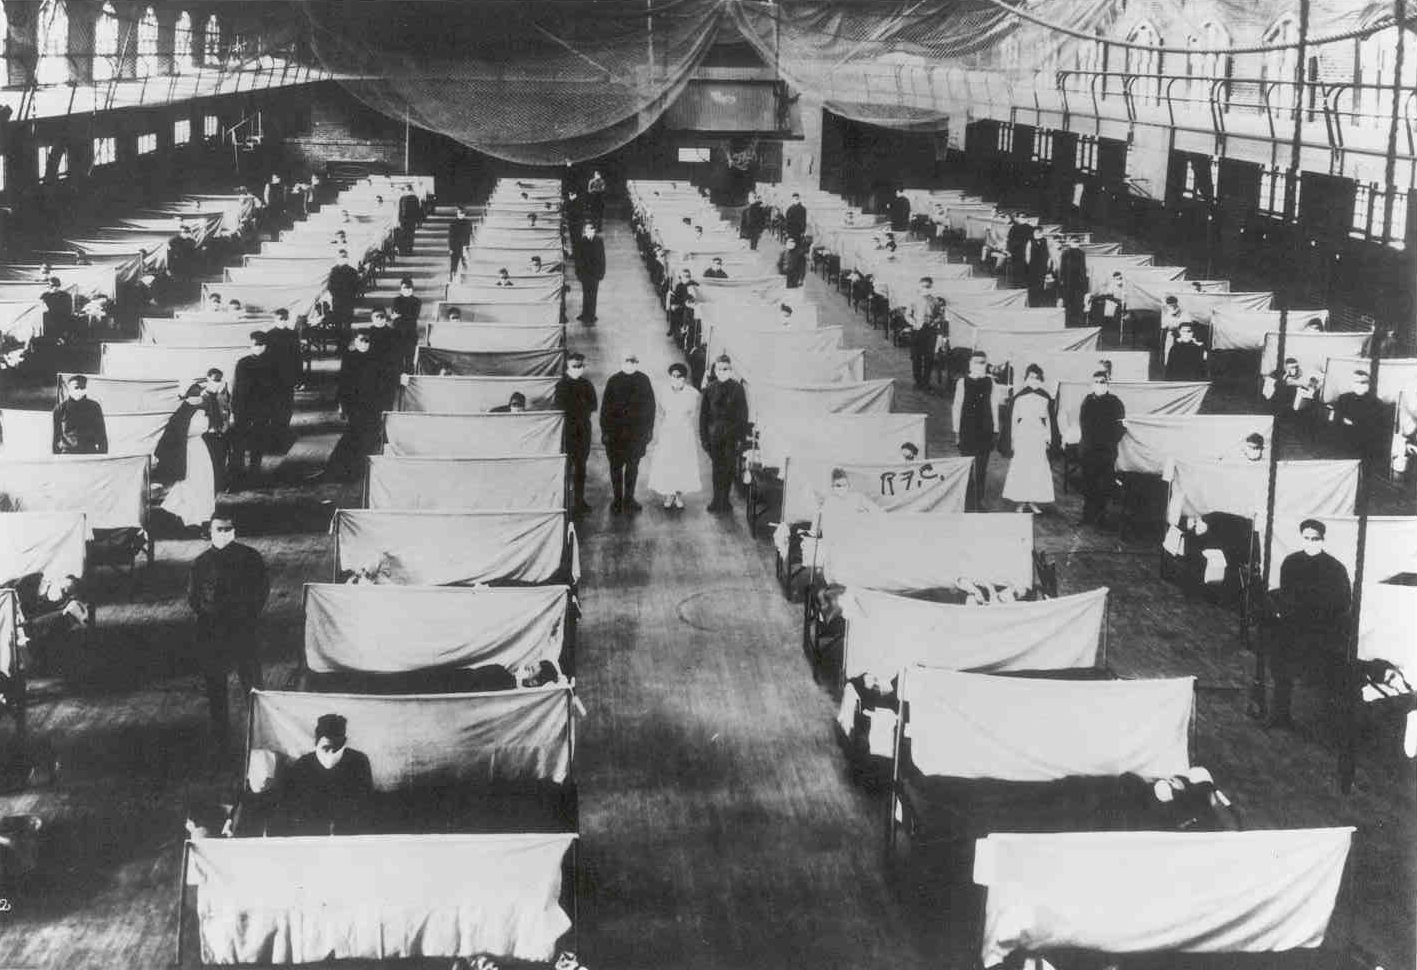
(315, 713, 347, 744)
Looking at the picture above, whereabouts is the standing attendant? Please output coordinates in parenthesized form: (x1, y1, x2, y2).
(585, 170, 607, 228)
(574, 223, 606, 325)
(40, 277, 70, 337)
(648, 363, 703, 511)
(777, 237, 807, 289)
(601, 353, 656, 513)
(999, 364, 1060, 512)
(168, 224, 199, 282)
(783, 193, 808, 244)
(700, 355, 749, 514)
(263, 174, 287, 230)
(326, 251, 361, 337)
(889, 188, 912, 233)
(1078, 371, 1126, 526)
(1057, 235, 1089, 327)
(187, 512, 268, 751)
(52, 375, 108, 454)
(1024, 227, 1050, 307)
(952, 352, 997, 510)
(322, 332, 385, 481)
(396, 184, 422, 256)
(555, 353, 598, 515)
(390, 278, 422, 371)
(231, 332, 284, 481)
(1265, 519, 1352, 729)
(447, 207, 473, 280)
(740, 192, 767, 250)
(1005, 215, 1032, 287)
(1331, 370, 1389, 472)
(1164, 322, 1208, 380)
(907, 277, 947, 391)
(264, 309, 302, 443)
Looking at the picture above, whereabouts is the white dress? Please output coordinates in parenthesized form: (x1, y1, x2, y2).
(647, 383, 704, 496)
(1002, 389, 1056, 504)
(161, 411, 217, 526)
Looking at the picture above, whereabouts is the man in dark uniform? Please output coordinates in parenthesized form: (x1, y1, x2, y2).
(1078, 370, 1126, 526)
(1164, 322, 1208, 380)
(601, 353, 655, 513)
(1024, 226, 1051, 307)
(167, 224, 199, 282)
(1057, 235, 1089, 326)
(700, 355, 749, 513)
(907, 276, 948, 391)
(187, 512, 268, 750)
(326, 250, 361, 338)
(52, 375, 108, 454)
(1331, 370, 1389, 472)
(323, 331, 385, 481)
(264, 309, 302, 445)
(396, 183, 422, 256)
(777, 236, 807, 289)
(40, 277, 71, 336)
(277, 713, 374, 836)
(565, 189, 586, 238)
(263, 174, 287, 231)
(574, 222, 606, 325)
(1005, 214, 1033, 287)
(703, 257, 728, 279)
(231, 332, 284, 481)
(447, 206, 473, 280)
(667, 269, 697, 339)
(889, 188, 912, 233)
(389, 277, 422, 372)
(1265, 519, 1352, 729)
(783, 192, 807, 244)
(740, 192, 767, 250)
(953, 352, 996, 510)
(555, 353, 598, 516)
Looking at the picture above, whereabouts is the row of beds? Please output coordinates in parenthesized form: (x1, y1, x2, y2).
(624, 180, 1362, 969)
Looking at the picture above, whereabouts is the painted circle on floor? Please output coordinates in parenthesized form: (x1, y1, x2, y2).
(674, 586, 795, 635)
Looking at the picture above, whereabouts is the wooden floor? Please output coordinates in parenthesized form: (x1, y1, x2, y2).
(0, 203, 1411, 970)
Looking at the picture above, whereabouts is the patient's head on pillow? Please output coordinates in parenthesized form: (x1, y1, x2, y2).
(184, 801, 230, 840)
(247, 749, 279, 794)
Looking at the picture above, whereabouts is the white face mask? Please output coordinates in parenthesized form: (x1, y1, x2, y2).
(670, 374, 685, 389)
(567, 366, 585, 378)
(621, 362, 637, 375)
(67, 386, 86, 400)
(1092, 382, 1109, 395)
(715, 367, 732, 381)
(211, 527, 235, 549)
(315, 743, 346, 770)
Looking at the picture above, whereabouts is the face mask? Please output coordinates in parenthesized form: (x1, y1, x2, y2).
(67, 387, 86, 400)
(670, 375, 685, 389)
(315, 745, 346, 769)
(1092, 382, 1108, 395)
(621, 363, 637, 375)
(715, 368, 732, 381)
(211, 529, 235, 550)
(1302, 537, 1323, 556)
(567, 366, 585, 377)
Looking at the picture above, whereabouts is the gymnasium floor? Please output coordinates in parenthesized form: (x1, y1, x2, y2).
(0, 202, 1410, 970)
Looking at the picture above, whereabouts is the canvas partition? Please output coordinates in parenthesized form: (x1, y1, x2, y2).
(224, 265, 332, 287)
(975, 828, 1354, 967)
(417, 346, 565, 378)
(696, 276, 786, 305)
(1120, 267, 1190, 310)
(841, 586, 1107, 681)
(383, 412, 565, 458)
(1086, 253, 1155, 292)
(56, 375, 180, 411)
(334, 509, 572, 586)
(972, 328, 1102, 369)
(444, 283, 564, 306)
(138, 319, 263, 347)
(0, 588, 15, 680)
(783, 456, 972, 522)
(100, 344, 247, 383)
(0, 455, 148, 531)
(422, 324, 564, 355)
(1001, 351, 1149, 396)
(399, 375, 560, 414)
(699, 302, 820, 336)
(187, 832, 576, 965)
(1055, 382, 1209, 442)
(1211, 309, 1332, 352)
(0, 511, 86, 584)
(949, 306, 1065, 345)
(904, 670, 1193, 782)
(704, 326, 844, 385)
(1268, 515, 1417, 589)
(748, 378, 894, 423)
(367, 455, 565, 511)
(1321, 357, 1417, 404)
(0, 409, 169, 459)
(1258, 332, 1369, 381)
(826, 513, 1033, 592)
(740, 348, 863, 387)
(1116, 415, 1274, 478)
(1168, 460, 1359, 528)
(0, 302, 46, 342)
(459, 264, 565, 282)
(436, 303, 561, 327)
(1358, 582, 1417, 677)
(304, 581, 566, 680)
(757, 412, 927, 472)
(199, 281, 323, 317)
(1173, 290, 1274, 326)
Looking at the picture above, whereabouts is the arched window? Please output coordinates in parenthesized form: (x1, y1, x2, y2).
(137, 6, 160, 76)
(174, 11, 196, 74)
(91, 2, 120, 82)
(1262, 17, 1299, 113)
(203, 13, 221, 67)
(35, 0, 70, 86)
(1187, 23, 1230, 113)
(1124, 21, 1161, 107)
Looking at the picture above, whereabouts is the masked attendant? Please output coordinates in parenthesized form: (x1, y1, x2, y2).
(396, 183, 421, 255)
(699, 355, 749, 513)
(952, 352, 997, 510)
(574, 223, 606, 324)
(777, 237, 807, 289)
(389, 277, 422, 370)
(740, 193, 767, 250)
(783, 193, 807, 244)
(52, 375, 107, 454)
(277, 713, 374, 835)
(187, 513, 268, 750)
(601, 353, 656, 513)
(555, 354, 598, 515)
(1265, 519, 1352, 729)
(323, 332, 386, 481)
(265, 308, 302, 442)
(1164, 322, 1208, 380)
(1331, 370, 1389, 471)
(447, 207, 473, 280)
(1057, 235, 1089, 327)
(999, 364, 1061, 512)
(907, 277, 948, 391)
(1078, 371, 1126, 526)
(889, 188, 912, 233)
(231, 332, 284, 482)
(648, 363, 703, 511)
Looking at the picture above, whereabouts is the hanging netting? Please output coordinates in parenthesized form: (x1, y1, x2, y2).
(299, 0, 1411, 162)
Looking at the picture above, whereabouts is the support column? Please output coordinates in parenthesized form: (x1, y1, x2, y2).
(781, 96, 823, 190)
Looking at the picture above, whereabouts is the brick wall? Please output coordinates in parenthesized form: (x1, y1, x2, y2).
(280, 85, 405, 176)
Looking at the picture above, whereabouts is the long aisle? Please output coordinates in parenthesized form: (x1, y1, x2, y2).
(573, 208, 932, 969)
